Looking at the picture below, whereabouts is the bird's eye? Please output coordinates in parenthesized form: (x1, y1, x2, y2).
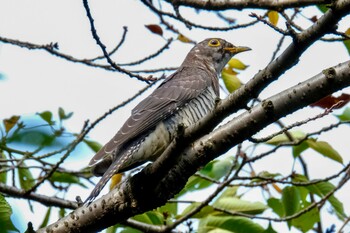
(208, 39, 220, 47)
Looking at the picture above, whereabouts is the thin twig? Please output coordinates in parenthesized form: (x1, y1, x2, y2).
(82, 0, 155, 83)
(213, 168, 350, 222)
(251, 103, 343, 143)
(140, 0, 260, 31)
(337, 215, 350, 233)
(250, 12, 289, 35)
(90, 26, 129, 61)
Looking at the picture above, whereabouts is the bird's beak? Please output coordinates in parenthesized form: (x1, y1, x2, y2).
(224, 46, 251, 54)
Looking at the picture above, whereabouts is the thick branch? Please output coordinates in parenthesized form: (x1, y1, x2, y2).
(37, 60, 350, 233)
(165, 0, 333, 10)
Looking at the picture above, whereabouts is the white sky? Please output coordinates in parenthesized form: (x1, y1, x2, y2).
(0, 0, 349, 232)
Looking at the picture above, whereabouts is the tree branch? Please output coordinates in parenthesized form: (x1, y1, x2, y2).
(141, 0, 261, 31)
(0, 183, 77, 209)
(37, 59, 350, 233)
(0, 36, 137, 75)
(165, 0, 333, 10)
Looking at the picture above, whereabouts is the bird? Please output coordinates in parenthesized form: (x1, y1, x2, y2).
(85, 38, 251, 204)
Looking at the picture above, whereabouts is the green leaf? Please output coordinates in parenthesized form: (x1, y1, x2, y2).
(206, 157, 233, 180)
(181, 158, 233, 194)
(0, 194, 19, 232)
(8, 129, 56, 147)
(207, 229, 232, 233)
(217, 187, 239, 199)
(221, 71, 241, 93)
(296, 186, 310, 204)
(18, 163, 35, 190)
(306, 139, 343, 164)
(132, 211, 163, 225)
(158, 202, 177, 219)
(49, 171, 87, 188)
(58, 107, 73, 121)
(305, 181, 346, 220)
(317, 5, 329, 13)
(291, 173, 308, 183)
(181, 175, 211, 194)
(292, 141, 309, 158)
(39, 207, 51, 228)
(37, 111, 54, 125)
(267, 198, 284, 217)
(282, 186, 301, 217)
(282, 186, 301, 228)
(59, 208, 66, 218)
(179, 202, 215, 219)
(106, 225, 118, 233)
(343, 28, 350, 55)
(120, 227, 142, 233)
(344, 40, 350, 55)
(198, 216, 264, 233)
(292, 174, 346, 220)
(251, 171, 281, 183)
(83, 139, 102, 153)
(266, 131, 306, 145)
(291, 201, 320, 232)
(213, 197, 267, 215)
(107, 224, 138, 233)
(336, 107, 350, 121)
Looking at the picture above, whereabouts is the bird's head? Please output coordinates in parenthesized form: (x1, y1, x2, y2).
(183, 38, 251, 74)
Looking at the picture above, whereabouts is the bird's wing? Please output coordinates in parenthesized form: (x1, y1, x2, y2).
(89, 67, 216, 167)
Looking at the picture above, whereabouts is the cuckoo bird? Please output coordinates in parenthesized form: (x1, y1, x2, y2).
(85, 38, 250, 204)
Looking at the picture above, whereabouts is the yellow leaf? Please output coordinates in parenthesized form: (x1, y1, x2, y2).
(3, 115, 20, 133)
(343, 28, 350, 55)
(221, 70, 241, 93)
(109, 173, 123, 190)
(268, 11, 279, 26)
(223, 67, 238, 75)
(177, 34, 194, 44)
(228, 58, 249, 70)
(345, 27, 350, 35)
(272, 183, 282, 193)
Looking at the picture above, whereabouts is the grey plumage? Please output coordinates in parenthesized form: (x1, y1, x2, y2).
(85, 38, 251, 204)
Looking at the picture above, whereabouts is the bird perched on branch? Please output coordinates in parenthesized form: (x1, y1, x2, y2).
(85, 38, 251, 204)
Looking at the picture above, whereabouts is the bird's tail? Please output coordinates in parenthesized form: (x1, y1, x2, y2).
(85, 161, 121, 204)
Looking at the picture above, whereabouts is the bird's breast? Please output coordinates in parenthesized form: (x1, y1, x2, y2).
(127, 86, 217, 163)
(164, 86, 217, 136)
